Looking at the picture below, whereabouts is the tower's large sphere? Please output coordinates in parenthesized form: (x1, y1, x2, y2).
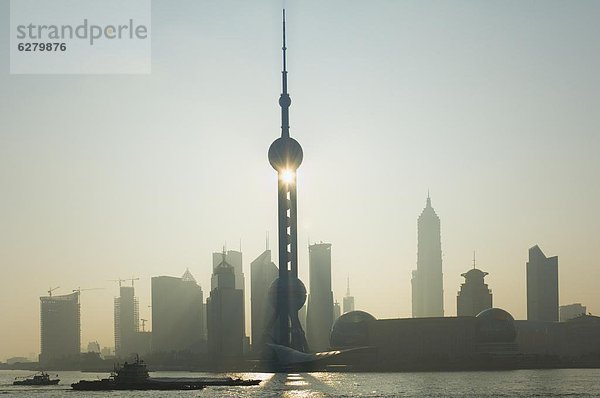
(268, 136, 303, 171)
(268, 273, 307, 311)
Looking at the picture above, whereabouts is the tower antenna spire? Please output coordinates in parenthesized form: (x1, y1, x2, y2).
(279, 9, 291, 138)
(282, 9, 287, 93)
(473, 251, 476, 269)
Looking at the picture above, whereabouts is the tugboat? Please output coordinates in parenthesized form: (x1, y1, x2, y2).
(72, 356, 262, 391)
(13, 372, 60, 386)
(72, 356, 206, 390)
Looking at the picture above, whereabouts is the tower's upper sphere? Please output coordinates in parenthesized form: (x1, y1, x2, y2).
(279, 93, 291, 108)
(268, 136, 303, 171)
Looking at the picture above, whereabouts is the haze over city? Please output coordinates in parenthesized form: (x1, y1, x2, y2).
(1, 0, 599, 361)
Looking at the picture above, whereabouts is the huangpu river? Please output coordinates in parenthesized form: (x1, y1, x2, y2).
(2, 369, 600, 397)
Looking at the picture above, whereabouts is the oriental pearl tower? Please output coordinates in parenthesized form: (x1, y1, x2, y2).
(267, 10, 309, 352)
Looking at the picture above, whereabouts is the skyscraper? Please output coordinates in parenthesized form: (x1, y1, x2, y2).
(526, 245, 559, 321)
(211, 249, 246, 342)
(151, 270, 204, 353)
(211, 250, 244, 292)
(250, 248, 278, 349)
(207, 253, 244, 359)
(306, 242, 334, 351)
(114, 285, 139, 358)
(411, 194, 444, 318)
(39, 292, 80, 364)
(343, 277, 355, 314)
(267, 10, 309, 352)
(457, 266, 492, 317)
(333, 301, 341, 322)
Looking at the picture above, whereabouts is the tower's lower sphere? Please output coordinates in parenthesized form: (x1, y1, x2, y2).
(268, 274, 307, 311)
(268, 136, 303, 171)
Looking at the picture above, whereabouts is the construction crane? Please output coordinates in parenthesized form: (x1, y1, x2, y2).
(140, 319, 148, 332)
(109, 279, 126, 288)
(47, 286, 60, 297)
(72, 287, 105, 294)
(124, 277, 140, 288)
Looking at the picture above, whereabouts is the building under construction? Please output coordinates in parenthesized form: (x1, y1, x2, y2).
(39, 291, 80, 364)
(114, 286, 140, 358)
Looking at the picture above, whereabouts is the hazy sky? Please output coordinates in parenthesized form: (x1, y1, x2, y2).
(1, 0, 599, 360)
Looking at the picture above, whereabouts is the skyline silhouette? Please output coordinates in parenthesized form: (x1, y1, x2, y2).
(1, 1, 599, 360)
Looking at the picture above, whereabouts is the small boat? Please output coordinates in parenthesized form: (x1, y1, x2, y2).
(13, 372, 60, 386)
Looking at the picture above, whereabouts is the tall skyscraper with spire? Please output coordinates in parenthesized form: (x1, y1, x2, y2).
(343, 277, 355, 314)
(411, 194, 444, 317)
(266, 10, 309, 352)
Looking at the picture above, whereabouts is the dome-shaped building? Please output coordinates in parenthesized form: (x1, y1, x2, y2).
(330, 311, 376, 348)
(476, 308, 517, 343)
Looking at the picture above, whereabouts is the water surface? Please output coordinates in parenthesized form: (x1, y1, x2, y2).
(2, 369, 600, 397)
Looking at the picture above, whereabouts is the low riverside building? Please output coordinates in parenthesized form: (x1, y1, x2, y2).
(515, 315, 600, 357)
(327, 309, 600, 370)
